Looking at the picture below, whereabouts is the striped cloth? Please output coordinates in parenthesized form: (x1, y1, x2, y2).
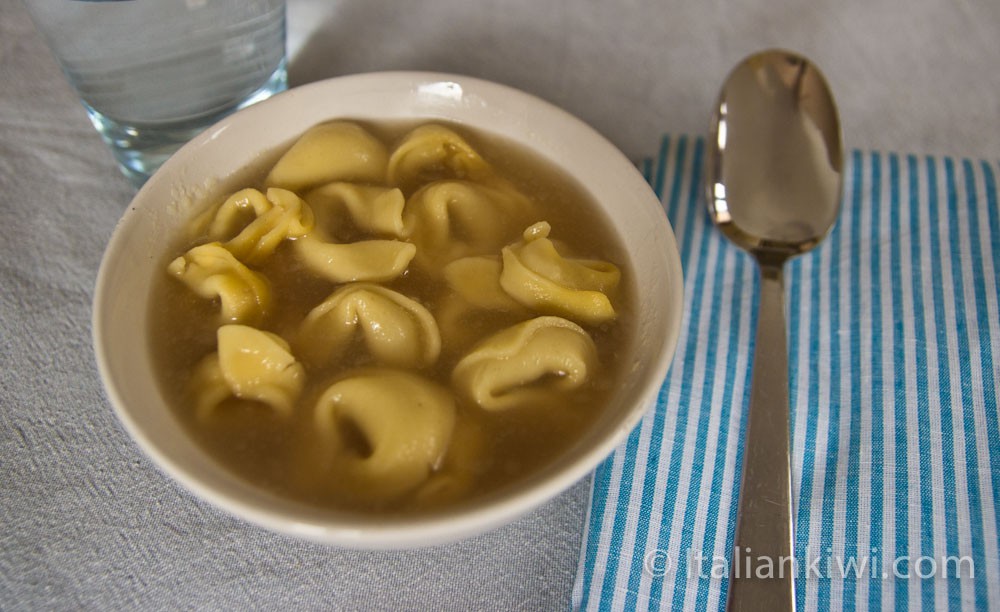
(572, 137, 1000, 611)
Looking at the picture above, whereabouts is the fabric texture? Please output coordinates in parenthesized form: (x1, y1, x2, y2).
(573, 137, 1000, 610)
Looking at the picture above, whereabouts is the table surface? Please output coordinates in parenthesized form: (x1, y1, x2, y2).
(2, 0, 998, 609)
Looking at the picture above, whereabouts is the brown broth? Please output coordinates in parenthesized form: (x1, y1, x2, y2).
(148, 120, 636, 514)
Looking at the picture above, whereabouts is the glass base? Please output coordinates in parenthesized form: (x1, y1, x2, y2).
(85, 60, 288, 189)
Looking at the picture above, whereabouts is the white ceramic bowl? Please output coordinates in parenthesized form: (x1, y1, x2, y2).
(92, 72, 683, 548)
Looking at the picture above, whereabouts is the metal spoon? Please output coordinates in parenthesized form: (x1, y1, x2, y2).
(705, 49, 843, 611)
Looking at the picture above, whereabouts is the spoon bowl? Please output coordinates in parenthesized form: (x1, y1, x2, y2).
(707, 50, 842, 262)
(705, 50, 842, 611)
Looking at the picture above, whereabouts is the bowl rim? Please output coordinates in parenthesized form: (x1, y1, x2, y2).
(92, 70, 684, 548)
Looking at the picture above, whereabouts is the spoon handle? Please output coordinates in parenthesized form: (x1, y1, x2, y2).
(727, 263, 796, 612)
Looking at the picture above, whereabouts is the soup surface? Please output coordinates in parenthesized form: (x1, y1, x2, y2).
(149, 120, 635, 514)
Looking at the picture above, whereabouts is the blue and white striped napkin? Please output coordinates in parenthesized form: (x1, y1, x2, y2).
(572, 137, 1000, 611)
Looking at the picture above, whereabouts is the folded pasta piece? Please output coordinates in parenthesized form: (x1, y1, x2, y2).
(314, 368, 456, 501)
(189, 356, 233, 422)
(500, 221, 621, 325)
(293, 235, 415, 283)
(297, 283, 441, 369)
(452, 316, 598, 411)
(443, 256, 527, 312)
(205, 187, 272, 239)
(410, 416, 485, 509)
(387, 124, 494, 194)
(436, 256, 531, 352)
(403, 180, 531, 269)
(203, 187, 315, 265)
(293, 183, 414, 282)
(265, 121, 388, 191)
(304, 183, 406, 239)
(167, 242, 272, 325)
(191, 324, 305, 421)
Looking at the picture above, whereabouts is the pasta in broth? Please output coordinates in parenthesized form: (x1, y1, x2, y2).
(148, 120, 635, 513)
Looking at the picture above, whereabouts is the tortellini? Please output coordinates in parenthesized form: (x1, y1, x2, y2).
(403, 180, 531, 269)
(452, 316, 599, 411)
(167, 242, 271, 325)
(304, 183, 406, 239)
(164, 120, 629, 512)
(297, 283, 441, 369)
(190, 324, 305, 421)
(500, 221, 621, 325)
(206, 187, 315, 265)
(444, 256, 529, 313)
(293, 183, 415, 282)
(435, 256, 529, 351)
(410, 417, 485, 508)
(266, 121, 388, 191)
(314, 369, 456, 501)
(387, 124, 493, 194)
(293, 235, 416, 283)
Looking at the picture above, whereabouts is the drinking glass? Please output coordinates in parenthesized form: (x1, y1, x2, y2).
(25, 0, 288, 187)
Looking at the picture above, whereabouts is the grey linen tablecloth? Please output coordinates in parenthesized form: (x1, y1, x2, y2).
(2, 0, 998, 609)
